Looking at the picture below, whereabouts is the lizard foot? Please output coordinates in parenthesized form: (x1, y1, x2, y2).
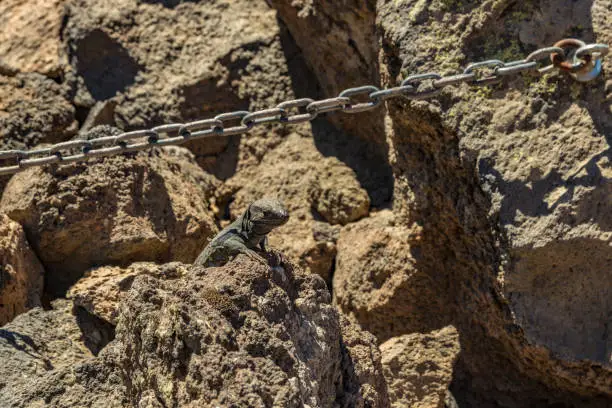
(243, 248, 269, 265)
(271, 266, 288, 283)
(266, 248, 286, 268)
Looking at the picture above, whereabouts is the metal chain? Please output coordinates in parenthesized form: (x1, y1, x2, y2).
(0, 39, 608, 177)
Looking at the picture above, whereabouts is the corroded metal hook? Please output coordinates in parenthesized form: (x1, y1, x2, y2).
(550, 39, 609, 82)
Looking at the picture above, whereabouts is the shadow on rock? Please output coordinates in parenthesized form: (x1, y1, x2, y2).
(277, 17, 393, 208)
(70, 29, 142, 102)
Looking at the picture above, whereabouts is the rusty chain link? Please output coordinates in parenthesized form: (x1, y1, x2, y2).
(0, 39, 608, 177)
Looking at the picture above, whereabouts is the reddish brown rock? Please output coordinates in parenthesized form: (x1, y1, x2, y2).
(0, 72, 77, 196)
(267, 0, 382, 144)
(0, 214, 44, 325)
(0, 0, 68, 77)
(333, 210, 447, 341)
(1, 127, 219, 296)
(64, 0, 298, 177)
(68, 262, 189, 325)
(381, 326, 460, 408)
(373, 0, 612, 405)
(0, 73, 77, 151)
(0, 0, 610, 406)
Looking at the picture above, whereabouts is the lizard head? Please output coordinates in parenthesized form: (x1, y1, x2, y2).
(246, 197, 290, 235)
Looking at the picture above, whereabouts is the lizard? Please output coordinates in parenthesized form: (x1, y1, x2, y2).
(194, 197, 290, 267)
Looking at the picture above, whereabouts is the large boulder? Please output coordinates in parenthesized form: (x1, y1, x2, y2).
(226, 133, 370, 282)
(374, 0, 612, 405)
(0, 127, 219, 296)
(74, 260, 390, 406)
(70, 260, 391, 406)
(0, 214, 44, 325)
(267, 0, 378, 101)
(333, 210, 447, 341)
(3, 258, 390, 407)
(380, 326, 460, 408)
(112, 257, 380, 406)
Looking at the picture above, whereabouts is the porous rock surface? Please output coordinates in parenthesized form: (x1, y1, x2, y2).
(375, 0, 612, 406)
(276, 0, 612, 406)
(0, 127, 219, 296)
(333, 210, 447, 341)
(68, 262, 189, 325)
(338, 315, 390, 408)
(1, 0, 611, 407)
(0, 299, 113, 402)
(380, 326, 460, 408)
(112, 257, 379, 407)
(0, 0, 68, 77)
(379, 0, 612, 364)
(64, 0, 298, 177)
(3, 258, 389, 407)
(0, 214, 44, 325)
(266, 0, 393, 208)
(267, 0, 383, 145)
(0, 72, 77, 196)
(0, 74, 77, 152)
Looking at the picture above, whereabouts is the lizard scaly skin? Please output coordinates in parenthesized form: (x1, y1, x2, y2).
(194, 197, 289, 267)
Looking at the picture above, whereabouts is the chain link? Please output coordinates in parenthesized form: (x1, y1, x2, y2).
(0, 39, 608, 177)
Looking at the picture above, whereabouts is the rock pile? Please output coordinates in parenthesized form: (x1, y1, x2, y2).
(0, 0, 610, 407)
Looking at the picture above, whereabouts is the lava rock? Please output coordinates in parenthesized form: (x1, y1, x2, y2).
(0, 214, 44, 325)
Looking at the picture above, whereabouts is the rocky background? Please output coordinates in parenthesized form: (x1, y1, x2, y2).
(0, 0, 610, 407)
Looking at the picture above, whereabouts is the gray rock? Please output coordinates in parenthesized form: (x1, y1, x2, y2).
(3, 258, 389, 407)
(0, 299, 113, 403)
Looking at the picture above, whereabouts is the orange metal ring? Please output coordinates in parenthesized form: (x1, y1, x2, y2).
(550, 39, 590, 72)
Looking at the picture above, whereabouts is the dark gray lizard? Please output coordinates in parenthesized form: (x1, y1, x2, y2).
(194, 197, 289, 267)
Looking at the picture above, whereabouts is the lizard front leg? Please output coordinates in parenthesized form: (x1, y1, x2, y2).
(258, 236, 285, 267)
(224, 237, 269, 266)
(259, 236, 269, 252)
(242, 247, 268, 265)
(259, 236, 285, 267)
